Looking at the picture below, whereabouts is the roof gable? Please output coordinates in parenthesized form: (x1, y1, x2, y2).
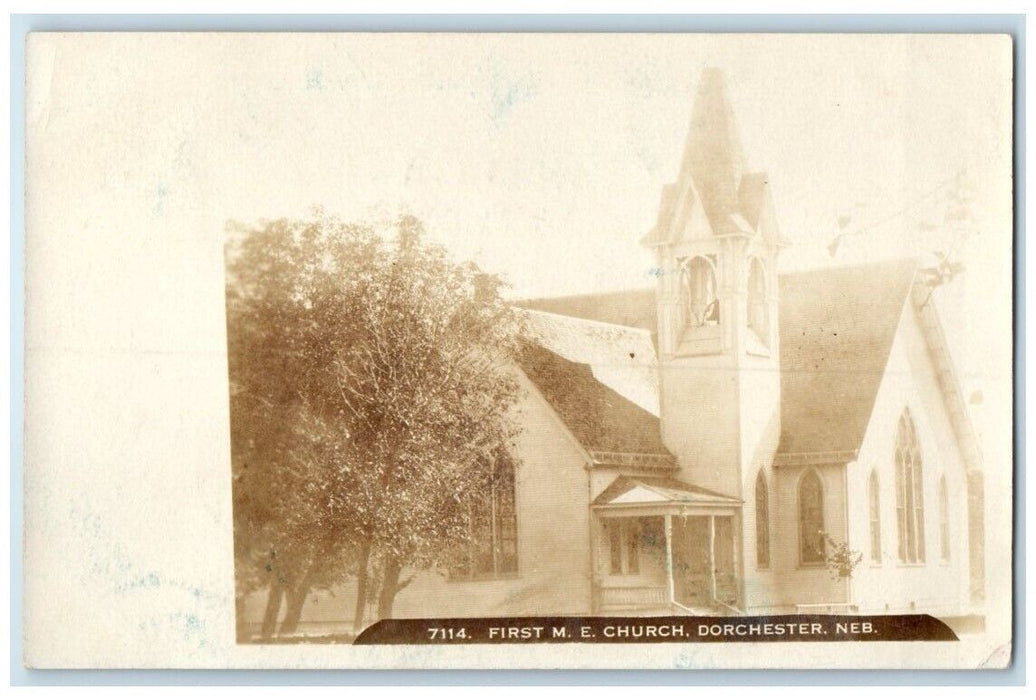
(592, 476, 740, 506)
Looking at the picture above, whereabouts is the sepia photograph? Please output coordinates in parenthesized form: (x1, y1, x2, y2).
(23, 30, 1014, 669)
(221, 34, 1010, 646)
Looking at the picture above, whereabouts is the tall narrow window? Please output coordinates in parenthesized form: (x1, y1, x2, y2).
(680, 256, 719, 329)
(456, 451, 519, 578)
(895, 409, 926, 563)
(625, 522, 641, 575)
(608, 522, 624, 575)
(869, 470, 882, 563)
(495, 455, 518, 572)
(755, 470, 770, 568)
(799, 470, 826, 565)
(938, 475, 950, 561)
(747, 258, 769, 345)
(607, 520, 641, 575)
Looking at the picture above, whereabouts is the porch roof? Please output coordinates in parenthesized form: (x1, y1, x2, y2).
(592, 475, 740, 509)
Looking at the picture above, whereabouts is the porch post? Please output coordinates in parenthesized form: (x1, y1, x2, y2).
(708, 515, 717, 603)
(664, 514, 675, 604)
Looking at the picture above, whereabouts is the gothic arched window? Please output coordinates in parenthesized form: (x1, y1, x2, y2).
(747, 257, 769, 345)
(938, 475, 950, 561)
(755, 470, 770, 568)
(456, 451, 519, 579)
(680, 256, 719, 329)
(895, 409, 926, 563)
(869, 470, 882, 563)
(798, 470, 826, 565)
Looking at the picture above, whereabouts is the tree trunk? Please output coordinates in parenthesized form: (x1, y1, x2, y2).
(352, 539, 373, 635)
(260, 579, 285, 640)
(377, 557, 402, 620)
(278, 567, 317, 637)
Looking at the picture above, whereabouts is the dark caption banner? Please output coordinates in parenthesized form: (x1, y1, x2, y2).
(354, 614, 958, 645)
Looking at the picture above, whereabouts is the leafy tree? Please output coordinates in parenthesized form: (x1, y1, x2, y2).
(226, 213, 523, 638)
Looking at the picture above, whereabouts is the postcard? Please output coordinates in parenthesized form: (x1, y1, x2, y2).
(23, 31, 1013, 669)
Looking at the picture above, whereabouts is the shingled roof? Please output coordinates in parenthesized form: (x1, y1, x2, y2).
(520, 288, 658, 335)
(517, 258, 919, 458)
(515, 342, 670, 456)
(777, 259, 917, 454)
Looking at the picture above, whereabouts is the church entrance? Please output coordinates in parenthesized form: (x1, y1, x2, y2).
(670, 515, 738, 610)
(591, 475, 743, 615)
(593, 511, 741, 614)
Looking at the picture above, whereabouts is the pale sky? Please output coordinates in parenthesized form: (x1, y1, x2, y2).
(28, 32, 1013, 465)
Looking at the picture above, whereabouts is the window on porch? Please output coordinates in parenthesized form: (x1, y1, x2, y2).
(605, 517, 669, 577)
(608, 519, 641, 575)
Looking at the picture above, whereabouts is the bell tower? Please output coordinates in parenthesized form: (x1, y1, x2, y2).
(641, 68, 786, 498)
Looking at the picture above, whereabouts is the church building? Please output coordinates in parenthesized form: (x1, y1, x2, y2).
(388, 68, 985, 620)
(245, 68, 986, 632)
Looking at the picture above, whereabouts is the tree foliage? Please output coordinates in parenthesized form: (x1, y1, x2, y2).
(226, 213, 524, 637)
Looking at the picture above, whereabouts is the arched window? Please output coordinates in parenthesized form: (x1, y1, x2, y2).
(938, 475, 950, 561)
(868, 471, 882, 563)
(895, 409, 926, 563)
(680, 256, 719, 329)
(456, 451, 519, 579)
(755, 470, 770, 568)
(747, 258, 769, 345)
(798, 470, 826, 565)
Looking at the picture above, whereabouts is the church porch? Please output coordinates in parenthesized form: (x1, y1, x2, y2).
(591, 477, 743, 615)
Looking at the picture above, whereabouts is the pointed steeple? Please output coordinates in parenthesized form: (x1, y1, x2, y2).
(642, 67, 783, 247)
(678, 68, 747, 235)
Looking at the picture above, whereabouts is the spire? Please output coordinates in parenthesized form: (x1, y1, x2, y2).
(679, 68, 748, 235)
(643, 67, 781, 247)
